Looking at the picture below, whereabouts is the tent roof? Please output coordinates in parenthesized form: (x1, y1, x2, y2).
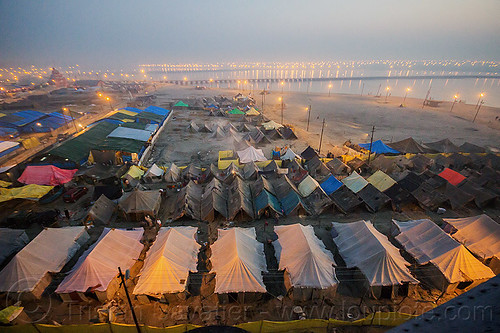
(341, 171, 368, 193)
(228, 108, 245, 115)
(123, 165, 145, 180)
(320, 175, 343, 195)
(274, 224, 338, 289)
(210, 228, 267, 293)
(438, 168, 466, 186)
(246, 107, 260, 116)
(443, 215, 500, 260)
(424, 139, 460, 153)
(459, 142, 486, 153)
(0, 227, 89, 292)
(18, 165, 77, 186)
(301, 146, 318, 160)
(134, 227, 200, 295)
(174, 101, 189, 107)
(56, 228, 143, 293)
(0, 141, 20, 154)
(144, 106, 170, 116)
(0, 229, 29, 266)
(358, 140, 400, 154)
(262, 120, 283, 130)
(388, 137, 432, 154)
(145, 163, 164, 177)
(332, 221, 418, 286)
(87, 194, 116, 225)
(367, 170, 397, 192)
(237, 146, 266, 164)
(280, 148, 300, 160)
(298, 175, 320, 197)
(107, 127, 152, 142)
(119, 190, 161, 215)
(393, 219, 495, 283)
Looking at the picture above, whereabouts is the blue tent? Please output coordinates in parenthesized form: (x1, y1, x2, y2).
(144, 106, 170, 116)
(320, 175, 343, 195)
(358, 140, 400, 154)
(0, 110, 46, 128)
(20, 112, 73, 133)
(0, 127, 19, 138)
(119, 107, 144, 113)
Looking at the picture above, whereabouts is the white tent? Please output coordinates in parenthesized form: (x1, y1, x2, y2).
(280, 148, 300, 161)
(274, 224, 338, 300)
(237, 146, 267, 164)
(56, 228, 143, 299)
(443, 215, 500, 261)
(332, 220, 418, 298)
(297, 175, 321, 197)
(341, 171, 368, 193)
(210, 228, 267, 296)
(0, 229, 29, 266)
(133, 227, 200, 297)
(0, 227, 89, 298)
(144, 163, 164, 178)
(262, 120, 283, 131)
(107, 127, 152, 142)
(393, 219, 495, 291)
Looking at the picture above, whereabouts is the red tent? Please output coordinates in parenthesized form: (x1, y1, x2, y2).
(438, 168, 466, 186)
(18, 165, 77, 186)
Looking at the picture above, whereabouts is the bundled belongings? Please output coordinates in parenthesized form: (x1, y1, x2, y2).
(210, 228, 267, 303)
(443, 215, 500, 274)
(274, 224, 338, 301)
(0, 227, 89, 299)
(133, 227, 200, 301)
(332, 221, 418, 299)
(0, 229, 29, 266)
(392, 219, 495, 293)
(56, 228, 144, 303)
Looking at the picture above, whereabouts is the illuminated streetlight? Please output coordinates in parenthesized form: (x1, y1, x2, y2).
(328, 84, 333, 97)
(279, 96, 284, 124)
(385, 86, 390, 103)
(450, 94, 458, 112)
(474, 93, 485, 111)
(402, 87, 411, 106)
(281, 81, 284, 94)
(473, 93, 485, 123)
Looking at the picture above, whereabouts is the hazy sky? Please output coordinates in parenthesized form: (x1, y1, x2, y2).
(1, 0, 499, 68)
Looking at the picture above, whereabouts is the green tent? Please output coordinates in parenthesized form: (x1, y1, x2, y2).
(174, 101, 189, 107)
(134, 111, 164, 123)
(96, 137, 146, 153)
(50, 122, 119, 162)
(228, 108, 245, 115)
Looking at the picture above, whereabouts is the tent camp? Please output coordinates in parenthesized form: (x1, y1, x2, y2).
(274, 224, 338, 301)
(326, 158, 351, 175)
(0, 229, 29, 266)
(86, 194, 116, 225)
(392, 219, 495, 293)
(358, 140, 400, 154)
(443, 215, 500, 274)
(18, 165, 77, 186)
(56, 228, 144, 302)
(228, 108, 245, 115)
(388, 137, 433, 154)
(237, 146, 267, 164)
(341, 171, 368, 193)
(118, 189, 162, 221)
(133, 227, 200, 301)
(0, 227, 89, 299)
(210, 228, 267, 303)
(332, 221, 418, 299)
(0, 141, 20, 158)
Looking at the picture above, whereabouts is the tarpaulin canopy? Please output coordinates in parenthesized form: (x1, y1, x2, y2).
(119, 107, 143, 113)
(119, 190, 162, 216)
(367, 170, 397, 192)
(298, 175, 320, 197)
(438, 168, 466, 186)
(255, 189, 282, 216)
(0, 229, 29, 266)
(134, 227, 200, 296)
(0, 227, 89, 292)
(144, 106, 170, 116)
(0, 184, 54, 203)
(107, 127, 152, 142)
(262, 120, 283, 131)
(237, 146, 267, 164)
(393, 219, 495, 283)
(341, 171, 368, 193)
(246, 107, 260, 116)
(18, 165, 77, 186)
(56, 228, 143, 293)
(320, 175, 343, 195)
(0, 110, 46, 128)
(443, 215, 500, 260)
(459, 142, 486, 153)
(173, 101, 189, 107)
(358, 140, 400, 154)
(210, 228, 267, 293)
(332, 221, 418, 286)
(274, 224, 338, 289)
(228, 108, 245, 115)
(424, 139, 460, 153)
(0, 141, 20, 157)
(122, 165, 145, 180)
(388, 137, 432, 154)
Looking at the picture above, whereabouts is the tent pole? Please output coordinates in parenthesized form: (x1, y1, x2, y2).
(306, 105, 311, 131)
(367, 126, 375, 165)
(118, 267, 141, 333)
(318, 118, 326, 155)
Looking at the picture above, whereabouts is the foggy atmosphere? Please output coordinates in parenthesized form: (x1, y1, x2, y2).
(0, 1, 499, 332)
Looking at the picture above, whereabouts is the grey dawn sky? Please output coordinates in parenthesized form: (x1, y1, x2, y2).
(1, 0, 499, 68)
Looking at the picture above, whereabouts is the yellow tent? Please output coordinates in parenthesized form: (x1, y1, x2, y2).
(246, 107, 260, 116)
(122, 165, 145, 179)
(117, 110, 139, 117)
(0, 180, 12, 188)
(367, 170, 397, 192)
(20, 137, 40, 150)
(0, 184, 54, 203)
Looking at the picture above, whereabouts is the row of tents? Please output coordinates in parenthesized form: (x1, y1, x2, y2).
(358, 137, 490, 154)
(47, 106, 170, 164)
(0, 215, 496, 302)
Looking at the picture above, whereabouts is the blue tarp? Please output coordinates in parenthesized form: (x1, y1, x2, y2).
(0, 110, 46, 128)
(0, 127, 19, 137)
(96, 118, 124, 125)
(144, 106, 170, 116)
(358, 140, 400, 154)
(255, 189, 282, 215)
(119, 107, 144, 113)
(320, 175, 343, 195)
(29, 112, 73, 132)
(280, 190, 305, 216)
